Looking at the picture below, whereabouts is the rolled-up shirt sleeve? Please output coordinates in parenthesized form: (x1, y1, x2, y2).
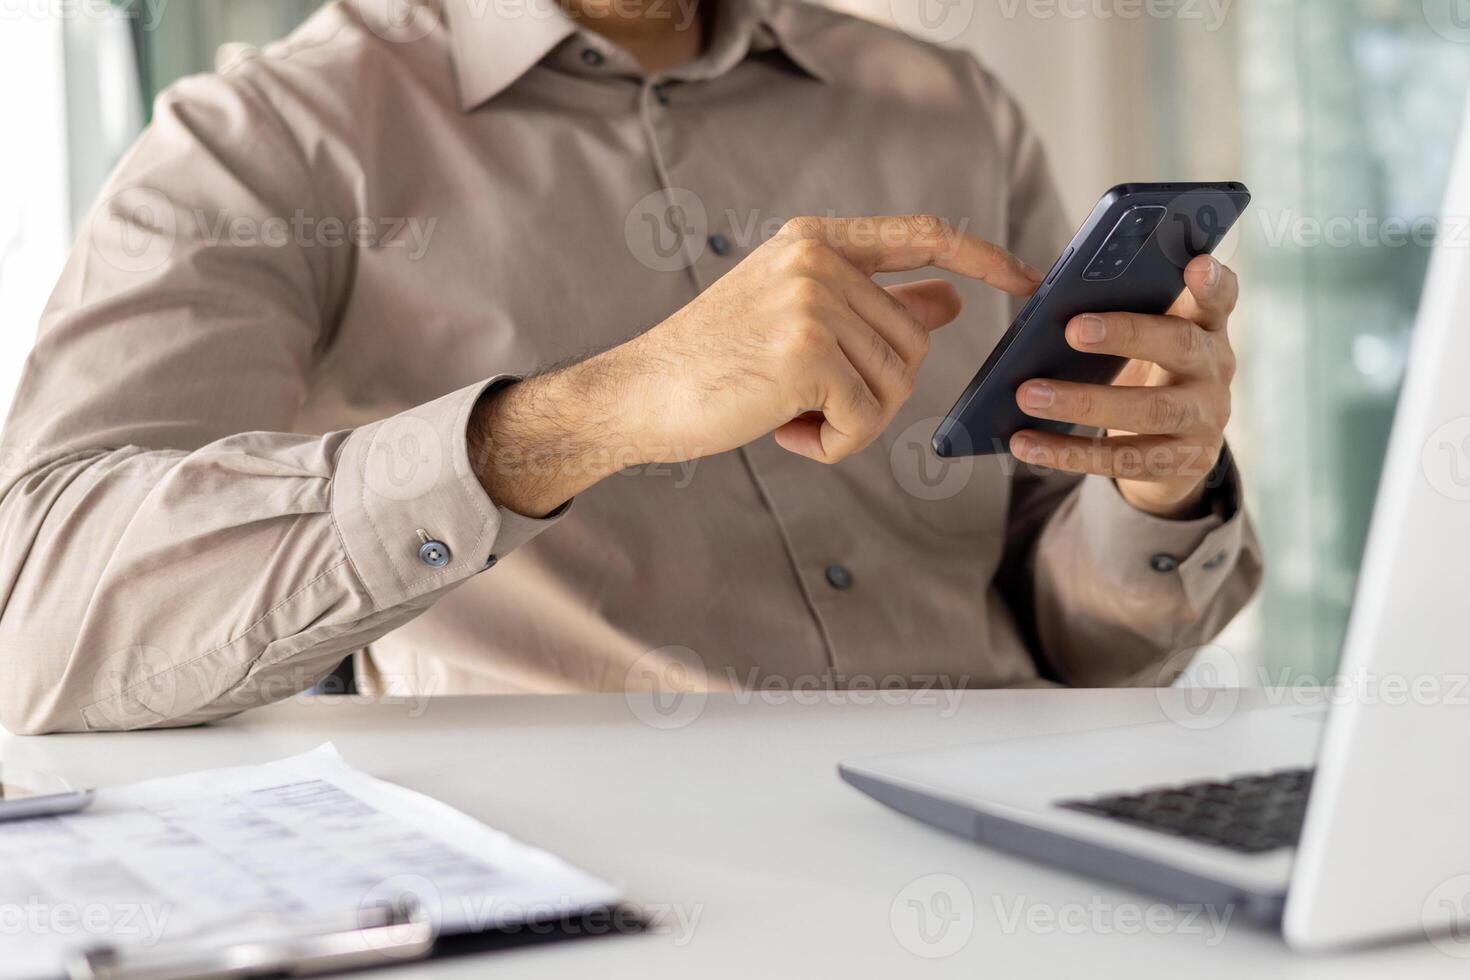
(0, 69, 558, 734)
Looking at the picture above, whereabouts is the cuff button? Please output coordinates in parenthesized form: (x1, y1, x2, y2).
(419, 540, 451, 568)
(1149, 554, 1181, 574)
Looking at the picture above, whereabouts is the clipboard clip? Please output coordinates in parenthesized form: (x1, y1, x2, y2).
(64, 901, 435, 980)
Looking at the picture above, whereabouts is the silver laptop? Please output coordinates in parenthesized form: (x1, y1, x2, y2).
(840, 93, 1470, 953)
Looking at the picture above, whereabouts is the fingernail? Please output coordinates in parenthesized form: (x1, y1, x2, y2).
(1024, 263, 1046, 283)
(1206, 257, 1222, 288)
(1075, 315, 1107, 345)
(1021, 382, 1054, 410)
(1011, 434, 1036, 458)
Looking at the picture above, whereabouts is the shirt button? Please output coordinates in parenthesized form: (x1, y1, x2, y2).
(418, 540, 451, 568)
(825, 564, 853, 590)
(708, 233, 731, 256)
(581, 47, 604, 67)
(1150, 554, 1180, 574)
(652, 82, 671, 105)
(1203, 551, 1228, 571)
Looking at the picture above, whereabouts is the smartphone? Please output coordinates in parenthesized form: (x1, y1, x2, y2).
(0, 767, 95, 822)
(933, 182, 1250, 458)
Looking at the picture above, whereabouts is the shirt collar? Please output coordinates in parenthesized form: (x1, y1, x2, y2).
(442, 0, 830, 111)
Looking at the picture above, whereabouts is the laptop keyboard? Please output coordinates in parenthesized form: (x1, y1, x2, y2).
(1057, 768, 1314, 854)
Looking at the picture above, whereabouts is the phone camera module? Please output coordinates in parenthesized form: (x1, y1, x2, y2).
(1086, 206, 1165, 281)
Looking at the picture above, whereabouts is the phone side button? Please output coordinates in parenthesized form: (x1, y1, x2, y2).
(1045, 247, 1074, 285)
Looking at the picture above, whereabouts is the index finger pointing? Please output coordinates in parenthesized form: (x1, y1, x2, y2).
(791, 215, 1045, 297)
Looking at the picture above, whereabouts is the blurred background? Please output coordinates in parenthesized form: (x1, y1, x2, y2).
(1, 0, 1467, 684)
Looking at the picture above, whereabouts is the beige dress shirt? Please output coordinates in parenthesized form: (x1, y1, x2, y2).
(0, 0, 1261, 733)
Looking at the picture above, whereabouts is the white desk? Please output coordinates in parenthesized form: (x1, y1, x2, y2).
(0, 689, 1455, 977)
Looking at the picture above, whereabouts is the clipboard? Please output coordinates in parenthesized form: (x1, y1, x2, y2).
(0, 747, 631, 980)
(65, 901, 645, 980)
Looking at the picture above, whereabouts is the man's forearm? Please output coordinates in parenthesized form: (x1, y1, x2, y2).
(467, 350, 645, 518)
(466, 215, 1038, 518)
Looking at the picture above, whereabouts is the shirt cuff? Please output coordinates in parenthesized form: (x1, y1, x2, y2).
(331, 376, 566, 610)
(1073, 453, 1248, 613)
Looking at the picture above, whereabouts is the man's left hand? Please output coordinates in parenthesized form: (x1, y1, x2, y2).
(1009, 254, 1239, 520)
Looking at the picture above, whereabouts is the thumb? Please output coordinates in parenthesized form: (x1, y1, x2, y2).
(886, 278, 963, 332)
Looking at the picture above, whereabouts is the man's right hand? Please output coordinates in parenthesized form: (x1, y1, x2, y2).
(470, 215, 1045, 517)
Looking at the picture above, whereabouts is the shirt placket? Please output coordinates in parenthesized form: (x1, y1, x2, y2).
(633, 68, 847, 681)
